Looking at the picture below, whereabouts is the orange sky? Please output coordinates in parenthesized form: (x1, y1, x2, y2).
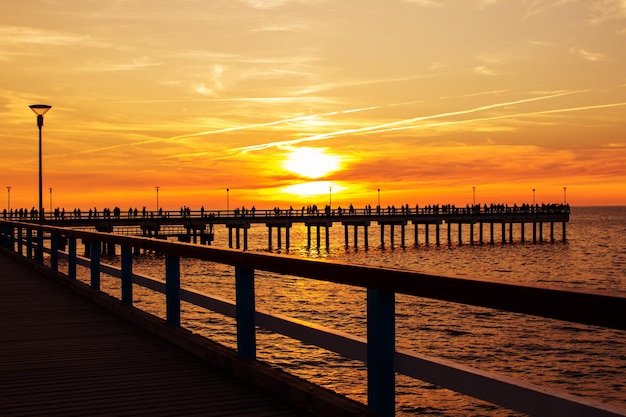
(1, 0, 625, 211)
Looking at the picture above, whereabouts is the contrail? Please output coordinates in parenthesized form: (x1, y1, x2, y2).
(370, 101, 626, 135)
(232, 90, 585, 153)
(7, 103, 389, 164)
(167, 105, 386, 141)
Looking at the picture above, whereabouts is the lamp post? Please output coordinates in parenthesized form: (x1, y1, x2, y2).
(6, 186, 11, 212)
(226, 188, 229, 213)
(563, 187, 567, 205)
(29, 104, 52, 222)
(533, 188, 536, 206)
(155, 186, 160, 211)
(472, 186, 476, 206)
(377, 188, 380, 208)
(329, 186, 332, 208)
(49, 187, 53, 213)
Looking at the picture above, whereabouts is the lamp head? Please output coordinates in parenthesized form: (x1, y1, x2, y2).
(29, 104, 52, 116)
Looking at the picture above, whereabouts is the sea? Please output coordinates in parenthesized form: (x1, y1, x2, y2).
(77, 206, 626, 416)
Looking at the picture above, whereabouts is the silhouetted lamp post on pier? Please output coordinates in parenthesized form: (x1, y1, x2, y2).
(472, 186, 476, 206)
(329, 186, 333, 208)
(6, 186, 11, 212)
(226, 188, 230, 213)
(49, 188, 53, 213)
(155, 186, 160, 211)
(29, 104, 52, 222)
(533, 188, 536, 206)
(563, 187, 567, 204)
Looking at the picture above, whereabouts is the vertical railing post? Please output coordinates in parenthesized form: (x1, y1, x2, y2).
(36, 229, 44, 264)
(17, 226, 23, 256)
(50, 233, 59, 271)
(121, 245, 133, 306)
(5, 225, 14, 250)
(165, 253, 180, 326)
(0, 224, 7, 248)
(26, 229, 33, 259)
(68, 237, 77, 279)
(367, 288, 396, 417)
(90, 240, 100, 290)
(235, 266, 256, 359)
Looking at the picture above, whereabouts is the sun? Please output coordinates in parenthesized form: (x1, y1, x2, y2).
(282, 147, 341, 178)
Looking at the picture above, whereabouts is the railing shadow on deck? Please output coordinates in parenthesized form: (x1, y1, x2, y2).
(1, 220, 624, 417)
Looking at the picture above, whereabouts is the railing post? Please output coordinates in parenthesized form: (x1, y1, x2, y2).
(0, 224, 7, 248)
(36, 229, 44, 264)
(26, 229, 33, 259)
(367, 288, 396, 417)
(235, 266, 256, 359)
(5, 225, 14, 250)
(68, 237, 77, 279)
(121, 245, 133, 306)
(50, 233, 59, 271)
(90, 240, 100, 290)
(165, 253, 180, 326)
(17, 227, 23, 256)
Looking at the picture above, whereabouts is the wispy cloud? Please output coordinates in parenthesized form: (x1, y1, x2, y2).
(0, 25, 102, 47)
(589, 0, 626, 23)
(78, 56, 162, 72)
(572, 48, 606, 61)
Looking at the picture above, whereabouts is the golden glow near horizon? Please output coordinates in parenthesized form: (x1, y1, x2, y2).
(1, 1, 625, 210)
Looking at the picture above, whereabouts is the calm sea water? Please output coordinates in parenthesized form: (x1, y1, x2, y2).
(82, 206, 626, 416)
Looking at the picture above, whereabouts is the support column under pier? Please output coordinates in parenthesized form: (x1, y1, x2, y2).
(267, 223, 291, 250)
(401, 223, 406, 248)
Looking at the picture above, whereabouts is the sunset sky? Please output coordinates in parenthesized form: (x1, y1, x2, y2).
(1, 0, 625, 211)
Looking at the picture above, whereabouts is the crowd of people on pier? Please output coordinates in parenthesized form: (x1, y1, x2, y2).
(2, 202, 569, 221)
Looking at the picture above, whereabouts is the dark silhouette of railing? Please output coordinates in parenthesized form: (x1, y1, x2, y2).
(2, 219, 621, 417)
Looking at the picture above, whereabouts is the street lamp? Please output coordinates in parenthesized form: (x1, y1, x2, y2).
(226, 188, 229, 213)
(533, 188, 536, 206)
(329, 186, 332, 208)
(49, 187, 53, 213)
(6, 186, 11, 212)
(155, 186, 160, 211)
(377, 188, 380, 208)
(563, 187, 567, 205)
(472, 186, 476, 206)
(30, 104, 52, 222)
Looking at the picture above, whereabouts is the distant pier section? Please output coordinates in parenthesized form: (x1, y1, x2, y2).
(3, 203, 570, 251)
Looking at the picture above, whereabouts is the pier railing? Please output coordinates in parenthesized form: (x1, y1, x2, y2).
(1, 220, 624, 417)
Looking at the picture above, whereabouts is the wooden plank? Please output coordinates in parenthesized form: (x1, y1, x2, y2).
(0, 253, 316, 417)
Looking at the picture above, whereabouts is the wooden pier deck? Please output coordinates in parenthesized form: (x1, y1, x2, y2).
(0, 252, 365, 417)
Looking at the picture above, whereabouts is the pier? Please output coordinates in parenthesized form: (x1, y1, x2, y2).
(0, 252, 364, 417)
(3, 203, 570, 251)
(1, 220, 624, 417)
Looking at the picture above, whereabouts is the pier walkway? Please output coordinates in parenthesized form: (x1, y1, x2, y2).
(0, 252, 367, 417)
(2, 203, 570, 251)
